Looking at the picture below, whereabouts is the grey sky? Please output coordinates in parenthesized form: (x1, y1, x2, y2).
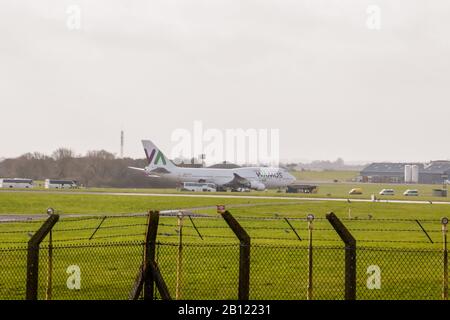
(1, 1, 449, 163)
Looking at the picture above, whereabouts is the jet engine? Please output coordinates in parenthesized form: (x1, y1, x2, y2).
(250, 181, 266, 191)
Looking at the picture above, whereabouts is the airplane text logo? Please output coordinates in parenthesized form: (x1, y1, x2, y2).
(256, 170, 282, 179)
(145, 149, 167, 166)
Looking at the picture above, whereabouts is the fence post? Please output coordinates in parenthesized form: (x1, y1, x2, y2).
(26, 214, 59, 300)
(326, 212, 356, 300)
(307, 214, 315, 300)
(144, 210, 160, 300)
(176, 211, 184, 300)
(442, 217, 448, 300)
(45, 229, 53, 300)
(220, 210, 250, 300)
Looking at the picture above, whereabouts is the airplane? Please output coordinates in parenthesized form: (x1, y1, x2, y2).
(129, 140, 296, 191)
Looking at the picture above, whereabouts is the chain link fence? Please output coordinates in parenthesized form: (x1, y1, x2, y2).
(2, 242, 446, 300)
(0, 212, 448, 300)
(0, 246, 28, 299)
(357, 246, 443, 300)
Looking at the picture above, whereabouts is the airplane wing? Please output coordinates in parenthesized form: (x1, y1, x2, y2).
(223, 173, 266, 191)
(223, 173, 251, 188)
(128, 166, 146, 172)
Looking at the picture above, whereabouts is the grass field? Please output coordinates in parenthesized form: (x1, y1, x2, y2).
(0, 190, 449, 300)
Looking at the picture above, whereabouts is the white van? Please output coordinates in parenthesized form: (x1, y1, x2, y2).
(379, 189, 395, 196)
(403, 189, 419, 197)
(181, 182, 217, 192)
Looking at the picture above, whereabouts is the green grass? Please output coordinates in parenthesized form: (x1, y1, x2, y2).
(0, 191, 449, 300)
(0, 192, 291, 215)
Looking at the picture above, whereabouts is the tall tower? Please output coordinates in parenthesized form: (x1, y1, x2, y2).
(120, 130, 124, 158)
(199, 154, 206, 167)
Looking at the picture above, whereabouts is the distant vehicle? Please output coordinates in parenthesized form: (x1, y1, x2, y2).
(0, 178, 33, 189)
(231, 187, 251, 192)
(349, 188, 363, 195)
(45, 179, 78, 189)
(286, 184, 318, 194)
(379, 189, 395, 196)
(403, 189, 419, 197)
(181, 182, 217, 192)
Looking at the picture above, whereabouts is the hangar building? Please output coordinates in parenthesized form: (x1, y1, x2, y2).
(360, 161, 450, 184)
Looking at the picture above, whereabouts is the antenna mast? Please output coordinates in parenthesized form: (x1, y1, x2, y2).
(120, 130, 124, 158)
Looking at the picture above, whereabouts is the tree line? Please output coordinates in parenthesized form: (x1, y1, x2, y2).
(0, 148, 174, 188)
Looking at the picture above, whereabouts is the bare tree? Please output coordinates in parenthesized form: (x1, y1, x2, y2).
(52, 148, 76, 178)
(0, 148, 173, 188)
(52, 148, 75, 161)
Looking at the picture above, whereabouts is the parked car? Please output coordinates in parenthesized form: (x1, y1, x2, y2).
(181, 182, 217, 192)
(403, 189, 419, 196)
(231, 187, 251, 192)
(379, 189, 395, 196)
(349, 188, 363, 195)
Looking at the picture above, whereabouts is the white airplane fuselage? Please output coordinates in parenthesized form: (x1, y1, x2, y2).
(144, 166, 295, 190)
(136, 140, 296, 190)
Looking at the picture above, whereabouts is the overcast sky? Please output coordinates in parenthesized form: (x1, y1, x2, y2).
(1, 1, 449, 163)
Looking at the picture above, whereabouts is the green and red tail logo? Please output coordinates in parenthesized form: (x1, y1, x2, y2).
(145, 149, 167, 166)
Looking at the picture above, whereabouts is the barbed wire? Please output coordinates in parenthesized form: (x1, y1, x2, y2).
(0, 213, 445, 223)
(53, 223, 147, 233)
(0, 219, 43, 224)
(0, 224, 443, 235)
(1, 212, 447, 248)
(357, 239, 445, 244)
(0, 229, 36, 234)
(51, 232, 147, 243)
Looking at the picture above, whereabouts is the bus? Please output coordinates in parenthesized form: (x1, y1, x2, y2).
(180, 182, 217, 192)
(0, 178, 34, 189)
(44, 179, 78, 189)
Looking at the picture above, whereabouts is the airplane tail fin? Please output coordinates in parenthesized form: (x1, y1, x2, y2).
(142, 140, 175, 169)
